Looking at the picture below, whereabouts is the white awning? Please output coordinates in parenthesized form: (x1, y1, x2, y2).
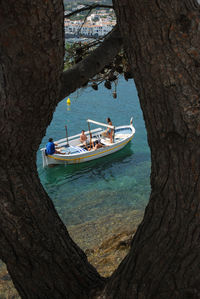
(87, 119, 115, 129)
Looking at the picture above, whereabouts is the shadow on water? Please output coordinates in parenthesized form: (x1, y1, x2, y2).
(42, 143, 135, 183)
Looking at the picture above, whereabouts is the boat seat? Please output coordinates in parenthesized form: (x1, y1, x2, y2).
(61, 146, 87, 154)
(72, 146, 87, 153)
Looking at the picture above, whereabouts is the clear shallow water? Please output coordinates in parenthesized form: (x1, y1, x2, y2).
(37, 78, 151, 226)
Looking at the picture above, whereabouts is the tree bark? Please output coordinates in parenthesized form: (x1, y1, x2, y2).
(0, 162, 105, 298)
(0, 1, 105, 297)
(98, 0, 200, 298)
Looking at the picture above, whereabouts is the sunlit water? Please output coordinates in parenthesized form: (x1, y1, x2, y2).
(37, 78, 151, 228)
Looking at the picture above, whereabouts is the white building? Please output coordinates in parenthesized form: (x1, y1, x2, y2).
(65, 20, 115, 37)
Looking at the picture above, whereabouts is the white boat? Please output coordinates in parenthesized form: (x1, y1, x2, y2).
(41, 118, 135, 167)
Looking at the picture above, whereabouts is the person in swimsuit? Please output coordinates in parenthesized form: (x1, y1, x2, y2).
(80, 130, 87, 145)
(93, 140, 105, 150)
(105, 117, 113, 143)
(88, 140, 105, 151)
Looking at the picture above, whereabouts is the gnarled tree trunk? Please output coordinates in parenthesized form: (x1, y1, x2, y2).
(99, 0, 200, 298)
(0, 1, 105, 297)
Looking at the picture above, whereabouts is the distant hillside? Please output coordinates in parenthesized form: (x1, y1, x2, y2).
(64, 0, 113, 14)
(64, 0, 112, 6)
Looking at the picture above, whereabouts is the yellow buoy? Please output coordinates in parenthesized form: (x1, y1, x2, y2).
(67, 98, 71, 105)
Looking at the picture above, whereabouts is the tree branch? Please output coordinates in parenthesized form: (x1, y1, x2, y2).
(76, 7, 93, 36)
(65, 4, 113, 19)
(59, 25, 122, 101)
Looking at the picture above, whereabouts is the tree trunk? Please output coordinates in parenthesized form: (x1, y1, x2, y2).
(98, 0, 200, 298)
(0, 162, 105, 298)
(0, 1, 104, 297)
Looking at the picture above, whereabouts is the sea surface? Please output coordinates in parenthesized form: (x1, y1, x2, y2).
(37, 78, 151, 243)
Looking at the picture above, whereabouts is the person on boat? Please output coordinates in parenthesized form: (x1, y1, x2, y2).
(80, 130, 88, 145)
(88, 140, 105, 151)
(94, 140, 105, 150)
(46, 138, 64, 155)
(80, 129, 91, 150)
(102, 117, 113, 143)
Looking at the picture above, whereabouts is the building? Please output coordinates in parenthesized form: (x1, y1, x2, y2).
(64, 19, 116, 38)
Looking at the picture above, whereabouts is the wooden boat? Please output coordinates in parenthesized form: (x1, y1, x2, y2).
(41, 118, 135, 167)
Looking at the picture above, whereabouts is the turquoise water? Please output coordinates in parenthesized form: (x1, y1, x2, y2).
(37, 78, 151, 227)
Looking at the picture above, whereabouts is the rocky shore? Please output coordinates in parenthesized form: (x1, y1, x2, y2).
(0, 209, 143, 298)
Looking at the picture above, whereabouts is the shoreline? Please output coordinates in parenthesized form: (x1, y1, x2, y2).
(68, 209, 144, 277)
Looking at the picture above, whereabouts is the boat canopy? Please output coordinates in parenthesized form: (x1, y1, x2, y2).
(87, 119, 115, 129)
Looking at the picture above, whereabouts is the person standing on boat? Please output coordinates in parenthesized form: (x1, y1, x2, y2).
(46, 138, 64, 155)
(102, 117, 113, 143)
